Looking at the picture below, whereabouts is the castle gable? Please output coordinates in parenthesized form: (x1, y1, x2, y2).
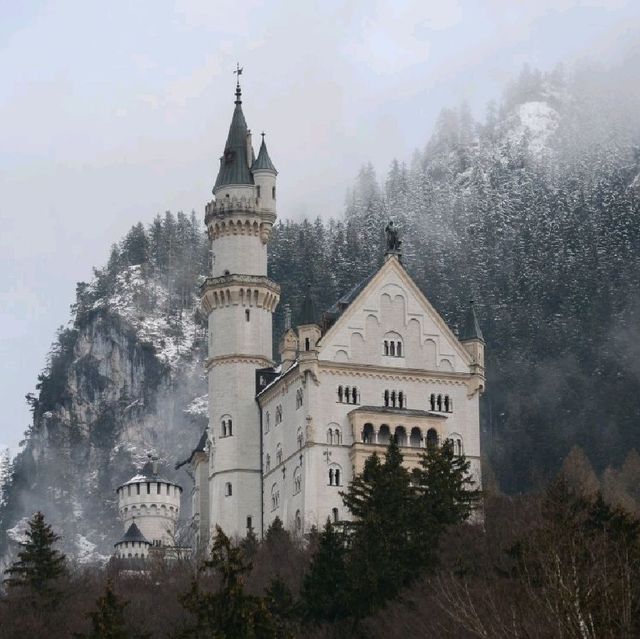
(318, 257, 472, 374)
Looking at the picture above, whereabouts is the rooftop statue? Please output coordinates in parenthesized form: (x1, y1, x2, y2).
(385, 220, 402, 252)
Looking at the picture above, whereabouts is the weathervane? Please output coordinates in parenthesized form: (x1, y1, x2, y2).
(234, 62, 243, 80)
(233, 63, 243, 102)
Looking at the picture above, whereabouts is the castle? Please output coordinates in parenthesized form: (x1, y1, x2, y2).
(113, 75, 485, 555)
(180, 76, 486, 548)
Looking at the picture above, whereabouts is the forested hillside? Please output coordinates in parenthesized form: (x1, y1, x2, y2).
(1, 60, 640, 561)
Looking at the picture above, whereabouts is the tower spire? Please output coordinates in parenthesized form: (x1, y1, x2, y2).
(233, 63, 243, 104)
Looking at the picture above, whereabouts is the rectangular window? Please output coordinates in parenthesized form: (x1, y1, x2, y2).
(136, 484, 140, 495)
(247, 516, 252, 530)
(256, 185, 261, 198)
(157, 483, 161, 494)
(146, 482, 150, 494)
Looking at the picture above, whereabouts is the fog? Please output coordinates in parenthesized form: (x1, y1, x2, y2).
(1, 0, 639, 452)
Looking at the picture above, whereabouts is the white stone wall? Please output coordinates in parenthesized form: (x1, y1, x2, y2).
(209, 304, 273, 360)
(114, 540, 150, 559)
(117, 481, 181, 545)
(212, 230, 268, 277)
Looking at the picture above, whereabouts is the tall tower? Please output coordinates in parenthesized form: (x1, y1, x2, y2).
(201, 74, 280, 539)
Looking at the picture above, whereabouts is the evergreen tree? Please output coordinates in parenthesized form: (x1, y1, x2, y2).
(75, 580, 146, 639)
(300, 520, 350, 624)
(341, 439, 415, 618)
(3, 511, 67, 607)
(264, 575, 296, 639)
(178, 526, 277, 639)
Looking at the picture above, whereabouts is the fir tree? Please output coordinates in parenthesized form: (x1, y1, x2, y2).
(178, 526, 277, 639)
(75, 580, 146, 639)
(341, 439, 415, 618)
(300, 520, 349, 624)
(3, 511, 67, 607)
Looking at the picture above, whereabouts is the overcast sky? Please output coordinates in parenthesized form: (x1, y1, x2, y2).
(1, 0, 639, 453)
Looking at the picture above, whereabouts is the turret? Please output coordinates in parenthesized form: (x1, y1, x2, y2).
(115, 457, 182, 547)
(279, 304, 298, 372)
(297, 285, 321, 379)
(460, 300, 485, 386)
(251, 133, 277, 214)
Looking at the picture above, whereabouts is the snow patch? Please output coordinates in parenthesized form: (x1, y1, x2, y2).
(508, 101, 559, 156)
(185, 394, 208, 418)
(75, 534, 109, 565)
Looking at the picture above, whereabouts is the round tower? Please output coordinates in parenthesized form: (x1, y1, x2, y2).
(116, 459, 182, 547)
(202, 76, 280, 539)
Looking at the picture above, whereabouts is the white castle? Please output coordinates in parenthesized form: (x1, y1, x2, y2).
(176, 76, 486, 550)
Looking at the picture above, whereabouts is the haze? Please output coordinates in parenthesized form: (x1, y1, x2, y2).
(1, 0, 639, 453)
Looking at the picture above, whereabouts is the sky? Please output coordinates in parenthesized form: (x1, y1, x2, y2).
(1, 0, 639, 454)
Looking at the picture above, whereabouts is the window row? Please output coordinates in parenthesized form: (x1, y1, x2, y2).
(384, 390, 406, 408)
(326, 427, 342, 445)
(337, 385, 359, 404)
(429, 394, 453, 413)
(383, 339, 403, 357)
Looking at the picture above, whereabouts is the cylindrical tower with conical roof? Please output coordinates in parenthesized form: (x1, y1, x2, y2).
(201, 76, 280, 540)
(115, 458, 182, 547)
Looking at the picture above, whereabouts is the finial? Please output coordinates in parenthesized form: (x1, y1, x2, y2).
(233, 63, 243, 104)
(261, 131, 265, 140)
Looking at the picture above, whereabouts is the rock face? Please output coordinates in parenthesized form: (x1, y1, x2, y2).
(0, 213, 209, 563)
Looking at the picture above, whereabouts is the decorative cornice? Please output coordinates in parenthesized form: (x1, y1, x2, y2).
(206, 354, 273, 371)
(201, 275, 280, 314)
(318, 361, 472, 387)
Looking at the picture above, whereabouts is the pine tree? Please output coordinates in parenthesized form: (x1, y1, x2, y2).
(75, 580, 146, 639)
(178, 526, 277, 639)
(264, 575, 296, 639)
(3, 511, 67, 607)
(341, 439, 415, 618)
(300, 520, 349, 624)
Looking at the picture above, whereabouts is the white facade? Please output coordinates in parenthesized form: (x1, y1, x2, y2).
(191, 81, 484, 544)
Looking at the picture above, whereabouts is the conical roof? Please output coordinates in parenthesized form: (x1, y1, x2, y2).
(460, 301, 484, 341)
(299, 284, 317, 326)
(252, 136, 277, 173)
(213, 83, 254, 191)
(116, 522, 150, 546)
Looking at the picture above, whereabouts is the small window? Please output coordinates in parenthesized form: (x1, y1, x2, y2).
(295, 510, 302, 531)
(265, 412, 270, 433)
(332, 508, 339, 523)
(305, 337, 310, 351)
(146, 482, 150, 494)
(276, 444, 283, 465)
(256, 185, 261, 198)
(136, 484, 140, 495)
(272, 186, 276, 199)
(247, 516, 253, 530)
(157, 483, 161, 494)
(265, 454, 271, 472)
(245, 309, 250, 322)
(225, 482, 232, 497)
(337, 385, 343, 402)
(127, 486, 131, 496)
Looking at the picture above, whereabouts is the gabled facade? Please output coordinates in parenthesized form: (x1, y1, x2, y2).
(187, 78, 484, 543)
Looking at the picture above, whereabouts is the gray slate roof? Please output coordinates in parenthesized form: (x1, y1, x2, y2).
(252, 137, 277, 173)
(213, 86, 254, 191)
(460, 301, 484, 341)
(175, 428, 208, 469)
(116, 522, 150, 546)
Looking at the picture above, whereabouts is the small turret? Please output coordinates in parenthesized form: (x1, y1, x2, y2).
(279, 304, 297, 372)
(297, 285, 321, 380)
(251, 133, 277, 213)
(460, 300, 485, 385)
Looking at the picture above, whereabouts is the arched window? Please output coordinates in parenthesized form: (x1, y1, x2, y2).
(391, 390, 396, 407)
(293, 467, 302, 494)
(437, 394, 443, 412)
(276, 443, 283, 465)
(390, 341, 396, 356)
(272, 186, 276, 199)
(275, 405, 283, 424)
(265, 412, 270, 433)
(410, 427, 422, 447)
(378, 424, 391, 445)
(398, 391, 404, 408)
(395, 426, 407, 447)
(295, 509, 302, 531)
(332, 508, 339, 523)
(444, 395, 450, 412)
(362, 423, 374, 444)
(296, 388, 303, 409)
(334, 428, 342, 445)
(426, 428, 439, 449)
(430, 394, 436, 411)
(297, 428, 303, 449)
(384, 340, 389, 356)
(327, 428, 333, 445)
(225, 482, 232, 497)
(305, 337, 310, 351)
(329, 465, 342, 486)
(384, 390, 390, 407)
(221, 415, 233, 437)
(228, 419, 232, 436)
(271, 483, 280, 510)
(397, 341, 402, 357)
(245, 309, 250, 322)
(337, 386, 343, 403)
(265, 454, 271, 472)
